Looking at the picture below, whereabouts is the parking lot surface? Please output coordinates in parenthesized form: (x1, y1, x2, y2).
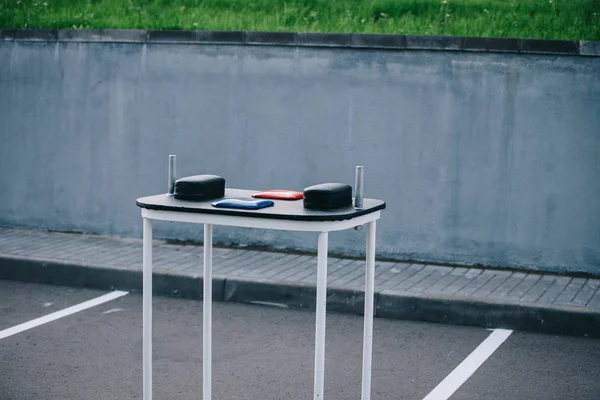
(1, 280, 599, 400)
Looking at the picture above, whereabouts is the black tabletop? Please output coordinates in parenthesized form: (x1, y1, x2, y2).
(137, 189, 385, 222)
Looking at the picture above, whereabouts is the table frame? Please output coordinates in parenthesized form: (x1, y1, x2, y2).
(140, 206, 381, 400)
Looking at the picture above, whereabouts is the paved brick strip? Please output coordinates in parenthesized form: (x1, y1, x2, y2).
(1, 227, 599, 337)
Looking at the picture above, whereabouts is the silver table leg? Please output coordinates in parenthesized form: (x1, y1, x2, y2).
(203, 224, 213, 400)
(314, 231, 329, 400)
(143, 217, 153, 400)
(361, 220, 376, 400)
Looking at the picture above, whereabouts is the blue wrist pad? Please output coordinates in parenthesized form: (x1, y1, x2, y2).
(211, 197, 275, 210)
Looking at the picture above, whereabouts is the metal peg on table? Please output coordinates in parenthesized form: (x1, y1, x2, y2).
(354, 165, 365, 231)
(168, 155, 177, 195)
(354, 165, 364, 210)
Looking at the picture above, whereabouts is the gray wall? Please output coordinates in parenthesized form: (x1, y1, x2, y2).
(1, 40, 599, 274)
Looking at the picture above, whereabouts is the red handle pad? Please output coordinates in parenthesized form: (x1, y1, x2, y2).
(251, 190, 304, 200)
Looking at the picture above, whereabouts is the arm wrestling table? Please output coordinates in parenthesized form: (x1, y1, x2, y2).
(136, 188, 386, 400)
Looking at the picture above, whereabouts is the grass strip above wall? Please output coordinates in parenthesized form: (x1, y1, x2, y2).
(1, 0, 599, 41)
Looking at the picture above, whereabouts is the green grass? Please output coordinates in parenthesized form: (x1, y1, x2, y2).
(1, 0, 599, 41)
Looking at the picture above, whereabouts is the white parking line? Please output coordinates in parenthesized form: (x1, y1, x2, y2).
(0, 290, 128, 340)
(422, 328, 513, 400)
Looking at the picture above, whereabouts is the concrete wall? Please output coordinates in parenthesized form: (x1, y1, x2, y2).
(1, 37, 599, 274)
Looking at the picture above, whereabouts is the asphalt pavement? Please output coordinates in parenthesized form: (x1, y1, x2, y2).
(1, 280, 599, 400)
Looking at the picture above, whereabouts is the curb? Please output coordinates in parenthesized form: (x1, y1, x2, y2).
(1, 254, 598, 338)
(377, 291, 600, 338)
(224, 277, 367, 316)
(1, 29, 599, 57)
(0, 254, 226, 301)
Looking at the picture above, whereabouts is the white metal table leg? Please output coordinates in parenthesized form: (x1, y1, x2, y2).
(361, 220, 376, 400)
(143, 217, 153, 400)
(203, 224, 213, 400)
(314, 231, 329, 400)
